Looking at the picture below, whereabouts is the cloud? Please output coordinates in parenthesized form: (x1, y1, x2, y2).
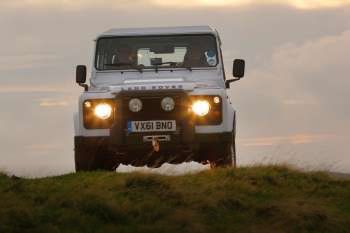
(233, 29, 350, 172)
(0, 54, 58, 71)
(0, 0, 139, 9)
(0, 85, 72, 93)
(240, 133, 336, 147)
(39, 99, 70, 107)
(282, 99, 318, 105)
(1, 0, 349, 176)
(239, 29, 350, 129)
(26, 143, 62, 152)
(1, 0, 350, 10)
(154, 0, 350, 9)
(268, 30, 350, 111)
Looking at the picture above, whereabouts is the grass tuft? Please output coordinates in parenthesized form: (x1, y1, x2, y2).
(0, 166, 349, 233)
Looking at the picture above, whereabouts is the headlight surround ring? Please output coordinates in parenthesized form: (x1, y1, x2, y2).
(129, 98, 143, 113)
(161, 97, 175, 112)
(83, 99, 115, 129)
(188, 95, 222, 125)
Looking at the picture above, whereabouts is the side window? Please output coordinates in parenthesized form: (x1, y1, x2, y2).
(96, 40, 113, 70)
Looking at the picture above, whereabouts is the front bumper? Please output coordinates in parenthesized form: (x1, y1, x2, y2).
(75, 132, 232, 157)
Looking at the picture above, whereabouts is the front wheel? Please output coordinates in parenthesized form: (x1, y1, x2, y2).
(74, 137, 119, 172)
(209, 117, 237, 168)
(209, 137, 235, 168)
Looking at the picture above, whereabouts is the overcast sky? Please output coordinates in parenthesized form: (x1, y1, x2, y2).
(0, 0, 349, 177)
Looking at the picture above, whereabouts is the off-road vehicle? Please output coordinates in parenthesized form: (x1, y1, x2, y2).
(74, 26, 245, 171)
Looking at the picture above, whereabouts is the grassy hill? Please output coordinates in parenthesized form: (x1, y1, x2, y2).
(1, 166, 350, 233)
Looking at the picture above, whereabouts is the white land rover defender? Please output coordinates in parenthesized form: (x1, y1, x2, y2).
(74, 26, 245, 171)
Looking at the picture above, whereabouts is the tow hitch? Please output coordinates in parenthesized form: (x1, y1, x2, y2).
(152, 137, 160, 152)
(143, 135, 171, 152)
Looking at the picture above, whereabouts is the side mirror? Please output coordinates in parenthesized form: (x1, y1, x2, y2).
(233, 59, 245, 78)
(76, 65, 88, 91)
(76, 65, 87, 84)
(225, 59, 245, 88)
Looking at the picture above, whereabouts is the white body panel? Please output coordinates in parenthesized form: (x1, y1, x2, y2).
(74, 26, 235, 137)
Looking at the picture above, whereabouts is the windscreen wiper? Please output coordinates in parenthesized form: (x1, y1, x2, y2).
(103, 62, 143, 73)
(184, 66, 192, 71)
(152, 61, 178, 67)
(153, 61, 192, 71)
(151, 61, 179, 73)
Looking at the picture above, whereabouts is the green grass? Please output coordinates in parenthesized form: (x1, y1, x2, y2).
(1, 166, 350, 233)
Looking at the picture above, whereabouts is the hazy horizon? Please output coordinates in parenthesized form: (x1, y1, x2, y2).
(1, 0, 349, 177)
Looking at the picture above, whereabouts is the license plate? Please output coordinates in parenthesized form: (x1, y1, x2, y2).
(127, 120, 176, 132)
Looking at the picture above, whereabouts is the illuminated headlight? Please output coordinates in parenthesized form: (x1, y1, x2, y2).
(191, 100, 210, 116)
(129, 98, 143, 112)
(83, 99, 115, 129)
(94, 103, 112, 120)
(161, 97, 175, 111)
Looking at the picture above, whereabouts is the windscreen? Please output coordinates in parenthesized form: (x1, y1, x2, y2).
(95, 35, 218, 71)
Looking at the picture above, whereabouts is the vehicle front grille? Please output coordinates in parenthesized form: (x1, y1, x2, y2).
(120, 93, 187, 122)
(110, 91, 195, 146)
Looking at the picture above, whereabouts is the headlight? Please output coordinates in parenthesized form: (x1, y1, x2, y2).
(161, 97, 175, 111)
(129, 98, 143, 112)
(83, 99, 115, 129)
(191, 100, 210, 116)
(94, 103, 112, 120)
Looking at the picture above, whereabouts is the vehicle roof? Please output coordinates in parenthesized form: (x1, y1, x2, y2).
(98, 26, 217, 38)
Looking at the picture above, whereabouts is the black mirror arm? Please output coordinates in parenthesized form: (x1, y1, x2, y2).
(225, 78, 241, 88)
(78, 83, 89, 91)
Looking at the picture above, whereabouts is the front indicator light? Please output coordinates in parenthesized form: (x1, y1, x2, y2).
(84, 101, 92, 108)
(192, 100, 210, 116)
(94, 103, 112, 120)
(213, 96, 221, 104)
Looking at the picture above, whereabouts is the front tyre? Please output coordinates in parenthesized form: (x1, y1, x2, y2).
(209, 137, 235, 168)
(74, 137, 119, 172)
(209, 117, 237, 168)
